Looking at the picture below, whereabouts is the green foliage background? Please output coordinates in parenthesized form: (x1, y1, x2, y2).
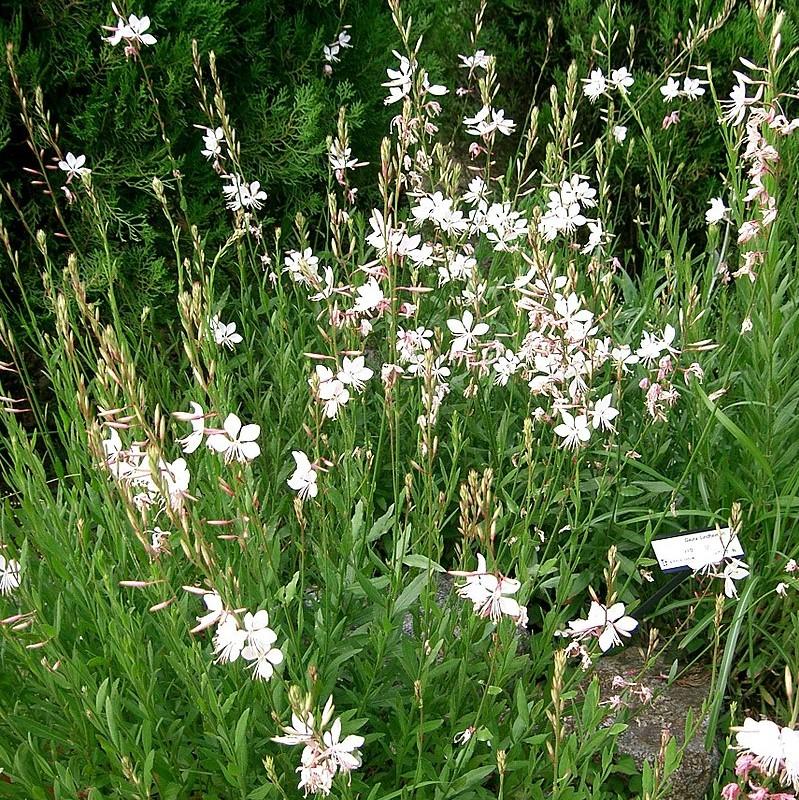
(1, 0, 797, 323)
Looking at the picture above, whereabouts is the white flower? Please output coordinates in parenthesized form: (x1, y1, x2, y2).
(682, 77, 706, 100)
(222, 174, 267, 211)
(462, 106, 515, 137)
(706, 197, 729, 225)
(422, 73, 448, 97)
(192, 591, 230, 633)
(209, 315, 243, 349)
(382, 50, 414, 105)
(322, 718, 365, 772)
(323, 43, 340, 63)
(243, 640, 284, 681)
(103, 8, 157, 48)
(553, 410, 591, 449)
(206, 413, 261, 463)
(660, 76, 681, 102)
(459, 50, 492, 70)
(174, 401, 205, 454)
(734, 718, 787, 777)
(721, 558, 750, 598)
(213, 618, 248, 664)
(353, 278, 385, 314)
(122, 13, 156, 45)
(449, 553, 527, 626)
(782, 727, 799, 789)
(338, 355, 373, 391)
(612, 125, 627, 143)
(272, 711, 316, 746)
(610, 345, 639, 371)
(336, 28, 352, 49)
(240, 610, 283, 680)
(149, 526, 170, 554)
(162, 457, 190, 509)
(610, 67, 634, 91)
(567, 601, 638, 652)
(447, 310, 489, 354)
(463, 176, 488, 206)
(493, 349, 519, 386)
(722, 71, 764, 126)
(314, 366, 350, 419)
(636, 324, 677, 365)
(590, 393, 619, 432)
(284, 248, 321, 287)
(58, 152, 91, 182)
(287, 451, 318, 500)
(0, 555, 21, 596)
(200, 126, 224, 159)
(309, 266, 336, 301)
(582, 69, 607, 102)
(582, 220, 604, 254)
(490, 108, 515, 135)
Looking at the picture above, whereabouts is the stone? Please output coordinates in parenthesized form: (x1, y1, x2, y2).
(588, 650, 720, 800)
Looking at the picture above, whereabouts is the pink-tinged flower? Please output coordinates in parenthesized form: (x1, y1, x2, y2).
(449, 553, 527, 626)
(721, 783, 741, 800)
(566, 601, 638, 652)
(662, 110, 680, 129)
(296, 742, 336, 795)
(206, 413, 261, 463)
(735, 753, 757, 779)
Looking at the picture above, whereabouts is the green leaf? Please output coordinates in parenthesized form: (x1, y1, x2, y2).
(402, 554, 445, 572)
(449, 765, 496, 794)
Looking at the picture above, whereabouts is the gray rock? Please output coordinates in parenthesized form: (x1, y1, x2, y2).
(588, 650, 720, 800)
